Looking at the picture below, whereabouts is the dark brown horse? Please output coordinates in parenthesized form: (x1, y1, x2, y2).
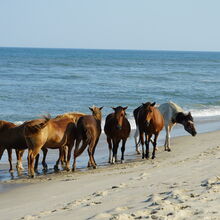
(134, 102, 164, 159)
(24, 114, 79, 177)
(0, 120, 47, 173)
(104, 106, 131, 164)
(72, 106, 103, 171)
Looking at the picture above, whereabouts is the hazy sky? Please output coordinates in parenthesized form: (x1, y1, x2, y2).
(1, 0, 220, 51)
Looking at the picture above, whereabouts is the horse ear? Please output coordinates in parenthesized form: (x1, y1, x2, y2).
(151, 102, 156, 107)
(123, 106, 128, 110)
(99, 106, 103, 110)
(89, 107, 93, 112)
(188, 112, 192, 116)
(111, 107, 116, 111)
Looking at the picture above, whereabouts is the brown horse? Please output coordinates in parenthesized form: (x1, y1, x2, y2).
(24, 113, 84, 177)
(0, 120, 47, 173)
(104, 106, 131, 164)
(134, 102, 164, 159)
(72, 106, 103, 171)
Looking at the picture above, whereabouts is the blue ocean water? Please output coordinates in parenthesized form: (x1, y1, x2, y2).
(0, 47, 220, 181)
(0, 47, 220, 125)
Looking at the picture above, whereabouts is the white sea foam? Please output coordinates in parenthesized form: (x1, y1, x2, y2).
(190, 106, 220, 118)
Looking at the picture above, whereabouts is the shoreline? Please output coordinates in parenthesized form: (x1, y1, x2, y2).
(0, 129, 219, 219)
(1, 116, 220, 183)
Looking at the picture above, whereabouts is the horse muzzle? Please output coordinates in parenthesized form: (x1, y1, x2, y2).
(116, 125, 122, 130)
(145, 120, 150, 127)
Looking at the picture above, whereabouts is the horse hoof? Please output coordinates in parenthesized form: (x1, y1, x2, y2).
(72, 168, 76, 172)
(121, 160, 124, 164)
(167, 149, 171, 152)
(29, 174, 35, 178)
(93, 166, 97, 169)
(136, 150, 141, 155)
(54, 165, 60, 171)
(152, 156, 155, 159)
(42, 168, 48, 172)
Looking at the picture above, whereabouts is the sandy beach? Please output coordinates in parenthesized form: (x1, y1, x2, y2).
(0, 129, 219, 220)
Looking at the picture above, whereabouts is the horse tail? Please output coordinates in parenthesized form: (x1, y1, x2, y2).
(85, 127, 92, 143)
(0, 146, 5, 160)
(24, 115, 51, 137)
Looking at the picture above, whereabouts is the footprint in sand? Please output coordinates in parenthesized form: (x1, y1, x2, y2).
(94, 213, 112, 219)
(114, 206, 132, 212)
(111, 183, 127, 189)
(201, 176, 220, 191)
(92, 190, 108, 197)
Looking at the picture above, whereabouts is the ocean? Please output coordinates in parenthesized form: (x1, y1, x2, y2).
(0, 47, 220, 181)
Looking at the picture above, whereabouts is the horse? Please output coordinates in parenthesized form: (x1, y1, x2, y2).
(24, 113, 84, 177)
(72, 106, 103, 171)
(0, 120, 47, 173)
(135, 102, 164, 159)
(104, 106, 131, 164)
(158, 101, 197, 151)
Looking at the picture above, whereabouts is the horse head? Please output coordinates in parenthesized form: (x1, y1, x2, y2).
(142, 102, 156, 127)
(176, 112, 197, 136)
(89, 106, 103, 121)
(112, 106, 128, 130)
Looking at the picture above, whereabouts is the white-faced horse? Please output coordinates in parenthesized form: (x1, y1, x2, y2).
(134, 101, 197, 153)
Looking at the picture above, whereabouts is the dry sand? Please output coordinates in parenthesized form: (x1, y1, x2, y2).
(0, 130, 220, 220)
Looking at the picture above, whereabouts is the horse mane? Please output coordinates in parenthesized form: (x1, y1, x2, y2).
(55, 112, 86, 123)
(0, 120, 16, 132)
(24, 115, 51, 136)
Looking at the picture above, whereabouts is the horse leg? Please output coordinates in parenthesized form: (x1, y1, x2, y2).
(121, 139, 126, 163)
(139, 131, 145, 159)
(134, 127, 141, 154)
(88, 139, 97, 169)
(72, 139, 87, 171)
(29, 147, 42, 178)
(41, 148, 48, 172)
(62, 145, 68, 170)
(152, 134, 159, 159)
(112, 139, 120, 164)
(54, 148, 62, 172)
(164, 125, 169, 151)
(34, 153, 40, 172)
(145, 134, 151, 159)
(7, 148, 13, 173)
(15, 149, 24, 171)
(91, 138, 99, 167)
(66, 144, 73, 171)
(107, 136, 112, 163)
(167, 124, 174, 152)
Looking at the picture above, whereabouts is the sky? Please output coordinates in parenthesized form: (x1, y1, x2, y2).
(0, 0, 220, 51)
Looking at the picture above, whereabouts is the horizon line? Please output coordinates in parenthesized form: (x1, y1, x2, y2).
(0, 46, 220, 53)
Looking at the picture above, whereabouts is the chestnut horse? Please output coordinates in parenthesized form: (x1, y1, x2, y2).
(104, 106, 131, 164)
(72, 106, 103, 171)
(0, 120, 47, 173)
(24, 113, 84, 177)
(134, 102, 164, 159)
